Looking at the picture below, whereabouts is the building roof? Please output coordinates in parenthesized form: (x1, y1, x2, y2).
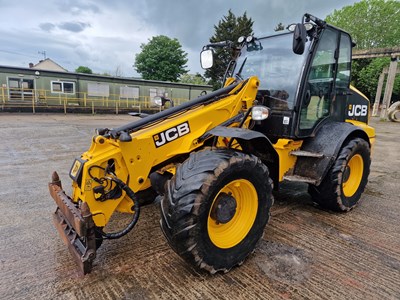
(30, 58, 68, 72)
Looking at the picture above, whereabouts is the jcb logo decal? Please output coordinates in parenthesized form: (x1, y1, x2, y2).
(348, 104, 368, 117)
(153, 122, 190, 148)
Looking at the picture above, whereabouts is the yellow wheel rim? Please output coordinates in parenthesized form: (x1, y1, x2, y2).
(342, 154, 364, 197)
(207, 179, 258, 249)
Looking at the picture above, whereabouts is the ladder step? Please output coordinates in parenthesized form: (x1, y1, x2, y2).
(290, 150, 324, 158)
(283, 175, 318, 185)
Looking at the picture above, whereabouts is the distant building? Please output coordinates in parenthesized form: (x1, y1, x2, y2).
(0, 61, 211, 113)
(29, 58, 68, 72)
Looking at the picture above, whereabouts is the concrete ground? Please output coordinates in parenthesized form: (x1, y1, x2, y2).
(0, 113, 399, 299)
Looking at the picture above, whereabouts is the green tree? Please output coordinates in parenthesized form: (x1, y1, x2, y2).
(274, 22, 285, 32)
(326, 0, 400, 49)
(358, 58, 400, 102)
(205, 10, 254, 89)
(75, 66, 93, 74)
(326, 0, 400, 101)
(134, 35, 188, 82)
(180, 73, 207, 85)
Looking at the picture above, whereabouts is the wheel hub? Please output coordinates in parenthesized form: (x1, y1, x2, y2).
(210, 192, 237, 224)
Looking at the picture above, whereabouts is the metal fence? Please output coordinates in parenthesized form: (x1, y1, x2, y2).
(0, 87, 188, 114)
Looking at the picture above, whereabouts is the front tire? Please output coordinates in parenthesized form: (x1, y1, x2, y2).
(309, 138, 371, 211)
(160, 149, 273, 273)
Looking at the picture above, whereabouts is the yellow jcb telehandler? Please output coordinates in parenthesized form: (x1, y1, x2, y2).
(49, 13, 375, 274)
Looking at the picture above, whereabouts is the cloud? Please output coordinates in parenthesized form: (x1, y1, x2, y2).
(0, 0, 360, 77)
(39, 23, 56, 32)
(39, 21, 91, 33)
(126, 0, 360, 74)
(57, 0, 101, 15)
(58, 21, 91, 32)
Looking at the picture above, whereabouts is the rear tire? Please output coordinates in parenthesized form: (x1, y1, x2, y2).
(309, 138, 370, 211)
(160, 149, 273, 273)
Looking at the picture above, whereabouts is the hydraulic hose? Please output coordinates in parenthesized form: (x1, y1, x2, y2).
(101, 178, 140, 239)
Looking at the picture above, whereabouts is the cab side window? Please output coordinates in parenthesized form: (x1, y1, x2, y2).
(336, 33, 351, 88)
(300, 28, 338, 130)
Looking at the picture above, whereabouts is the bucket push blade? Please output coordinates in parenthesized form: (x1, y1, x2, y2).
(49, 172, 97, 274)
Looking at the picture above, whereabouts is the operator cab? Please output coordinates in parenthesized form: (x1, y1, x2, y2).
(201, 14, 367, 142)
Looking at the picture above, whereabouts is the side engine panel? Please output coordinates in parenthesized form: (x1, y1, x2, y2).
(345, 86, 370, 124)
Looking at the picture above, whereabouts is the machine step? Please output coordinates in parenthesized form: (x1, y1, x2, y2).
(290, 150, 324, 158)
(283, 175, 318, 185)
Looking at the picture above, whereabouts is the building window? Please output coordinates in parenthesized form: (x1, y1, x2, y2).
(64, 82, 74, 93)
(52, 82, 62, 92)
(87, 83, 109, 97)
(9, 79, 20, 88)
(149, 88, 165, 99)
(120, 86, 139, 99)
(51, 81, 75, 94)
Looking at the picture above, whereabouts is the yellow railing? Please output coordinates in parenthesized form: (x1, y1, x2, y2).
(0, 87, 189, 114)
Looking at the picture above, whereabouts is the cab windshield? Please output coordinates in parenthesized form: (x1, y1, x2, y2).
(232, 33, 309, 110)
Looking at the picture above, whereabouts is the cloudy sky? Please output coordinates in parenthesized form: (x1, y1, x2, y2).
(0, 0, 359, 77)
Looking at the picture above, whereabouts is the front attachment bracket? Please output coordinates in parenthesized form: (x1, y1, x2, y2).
(49, 172, 97, 274)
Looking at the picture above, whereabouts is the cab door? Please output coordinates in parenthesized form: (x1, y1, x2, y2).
(333, 33, 355, 122)
(297, 27, 340, 136)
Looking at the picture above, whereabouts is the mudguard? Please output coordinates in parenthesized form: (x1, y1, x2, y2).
(206, 126, 280, 188)
(294, 121, 370, 185)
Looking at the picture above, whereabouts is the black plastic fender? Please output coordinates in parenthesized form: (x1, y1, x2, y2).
(294, 121, 370, 185)
(206, 126, 280, 189)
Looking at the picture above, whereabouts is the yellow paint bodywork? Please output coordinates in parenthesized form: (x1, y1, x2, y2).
(346, 119, 376, 151)
(71, 77, 261, 227)
(68, 77, 376, 228)
(347, 85, 376, 150)
(273, 139, 303, 181)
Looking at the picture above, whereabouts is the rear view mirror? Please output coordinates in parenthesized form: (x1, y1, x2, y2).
(292, 23, 307, 55)
(200, 49, 214, 69)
